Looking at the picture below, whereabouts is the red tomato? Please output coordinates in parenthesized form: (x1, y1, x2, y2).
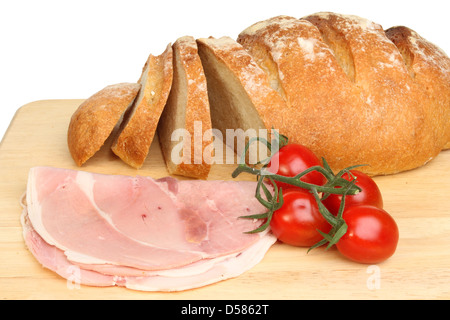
(270, 189, 332, 247)
(336, 205, 399, 264)
(267, 143, 326, 190)
(321, 170, 383, 215)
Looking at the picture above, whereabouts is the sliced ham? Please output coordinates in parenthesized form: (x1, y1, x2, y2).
(22, 167, 276, 291)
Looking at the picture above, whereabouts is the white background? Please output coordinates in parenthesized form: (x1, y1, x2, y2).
(0, 0, 449, 141)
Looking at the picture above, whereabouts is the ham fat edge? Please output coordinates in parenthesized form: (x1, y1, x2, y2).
(20, 167, 276, 291)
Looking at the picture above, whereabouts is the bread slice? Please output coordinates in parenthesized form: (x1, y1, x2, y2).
(67, 82, 141, 166)
(196, 36, 287, 162)
(111, 44, 173, 169)
(157, 36, 212, 179)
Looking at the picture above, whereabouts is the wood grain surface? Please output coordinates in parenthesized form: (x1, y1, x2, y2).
(1, 99, 449, 300)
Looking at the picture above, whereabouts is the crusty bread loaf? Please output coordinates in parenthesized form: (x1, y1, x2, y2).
(157, 36, 212, 179)
(67, 83, 141, 166)
(237, 13, 450, 175)
(67, 12, 449, 177)
(197, 36, 287, 162)
(111, 44, 173, 169)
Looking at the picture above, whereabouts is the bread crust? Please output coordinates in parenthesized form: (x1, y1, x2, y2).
(385, 25, 450, 150)
(238, 13, 450, 175)
(111, 44, 173, 169)
(158, 36, 212, 179)
(67, 83, 141, 166)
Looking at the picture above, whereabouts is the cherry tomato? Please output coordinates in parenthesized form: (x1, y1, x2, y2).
(322, 170, 383, 215)
(267, 143, 326, 190)
(336, 205, 399, 264)
(270, 189, 332, 247)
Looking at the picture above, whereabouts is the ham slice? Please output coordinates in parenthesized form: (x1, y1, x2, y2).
(21, 167, 276, 291)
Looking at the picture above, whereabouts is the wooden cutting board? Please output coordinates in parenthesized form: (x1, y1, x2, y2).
(1, 99, 449, 300)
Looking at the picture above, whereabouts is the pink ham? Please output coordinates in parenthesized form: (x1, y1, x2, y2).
(22, 167, 276, 291)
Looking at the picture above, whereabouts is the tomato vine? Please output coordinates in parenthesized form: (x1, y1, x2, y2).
(232, 131, 365, 250)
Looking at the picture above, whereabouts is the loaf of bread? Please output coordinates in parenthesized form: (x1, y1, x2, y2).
(67, 83, 141, 166)
(237, 13, 450, 175)
(158, 36, 212, 179)
(111, 44, 173, 169)
(68, 12, 449, 177)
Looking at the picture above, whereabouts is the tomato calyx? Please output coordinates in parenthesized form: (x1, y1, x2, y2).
(308, 187, 351, 252)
